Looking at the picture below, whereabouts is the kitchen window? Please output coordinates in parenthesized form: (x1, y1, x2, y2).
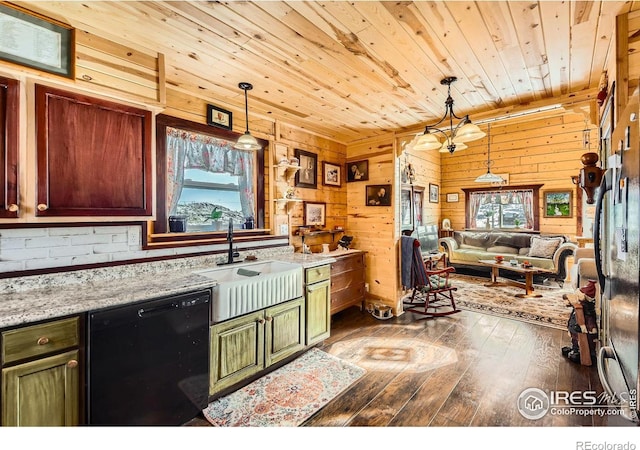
(463, 185, 542, 231)
(147, 114, 267, 246)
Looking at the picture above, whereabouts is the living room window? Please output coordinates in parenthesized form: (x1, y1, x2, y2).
(463, 185, 542, 231)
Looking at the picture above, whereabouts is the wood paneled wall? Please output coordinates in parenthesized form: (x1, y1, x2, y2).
(346, 135, 396, 308)
(439, 111, 593, 237)
(276, 123, 348, 252)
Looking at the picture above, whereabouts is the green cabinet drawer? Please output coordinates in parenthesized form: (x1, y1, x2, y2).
(2, 317, 79, 365)
(305, 264, 330, 284)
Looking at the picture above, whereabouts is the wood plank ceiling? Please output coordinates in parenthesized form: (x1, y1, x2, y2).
(18, 1, 635, 143)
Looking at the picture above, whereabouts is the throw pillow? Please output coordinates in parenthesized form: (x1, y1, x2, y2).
(528, 237, 563, 258)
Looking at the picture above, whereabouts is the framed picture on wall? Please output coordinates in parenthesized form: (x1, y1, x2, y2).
(366, 184, 391, 206)
(295, 149, 317, 189)
(446, 193, 459, 203)
(304, 201, 326, 226)
(346, 160, 368, 182)
(543, 190, 573, 218)
(0, 4, 75, 78)
(206, 104, 232, 130)
(429, 183, 439, 203)
(322, 161, 341, 187)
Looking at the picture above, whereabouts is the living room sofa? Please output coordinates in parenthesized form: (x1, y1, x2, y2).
(439, 231, 577, 281)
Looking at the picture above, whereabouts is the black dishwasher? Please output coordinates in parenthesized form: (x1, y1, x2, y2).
(87, 290, 210, 425)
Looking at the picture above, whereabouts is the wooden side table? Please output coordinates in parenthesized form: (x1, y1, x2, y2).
(575, 236, 594, 248)
(439, 229, 454, 238)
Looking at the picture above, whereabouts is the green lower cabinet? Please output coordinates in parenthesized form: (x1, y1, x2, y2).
(265, 297, 306, 367)
(2, 350, 80, 426)
(305, 279, 331, 346)
(209, 297, 306, 396)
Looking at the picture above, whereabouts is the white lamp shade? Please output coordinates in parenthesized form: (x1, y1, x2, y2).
(453, 122, 486, 143)
(474, 171, 504, 183)
(234, 132, 261, 151)
(413, 133, 441, 151)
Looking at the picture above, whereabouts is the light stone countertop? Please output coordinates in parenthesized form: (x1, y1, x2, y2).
(0, 269, 218, 328)
(0, 248, 364, 329)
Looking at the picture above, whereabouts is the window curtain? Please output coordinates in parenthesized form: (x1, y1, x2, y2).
(468, 193, 483, 228)
(166, 127, 255, 218)
(521, 190, 534, 229)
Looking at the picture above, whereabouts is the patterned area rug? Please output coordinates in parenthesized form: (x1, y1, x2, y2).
(202, 348, 365, 426)
(440, 274, 570, 330)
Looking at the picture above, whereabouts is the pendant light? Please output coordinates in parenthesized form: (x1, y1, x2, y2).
(234, 82, 261, 151)
(413, 76, 486, 154)
(474, 123, 504, 183)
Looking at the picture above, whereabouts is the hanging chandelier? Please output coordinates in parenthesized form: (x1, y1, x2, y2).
(474, 123, 504, 183)
(234, 82, 261, 151)
(413, 76, 486, 154)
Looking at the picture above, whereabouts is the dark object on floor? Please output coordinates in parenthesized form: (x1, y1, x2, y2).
(401, 236, 459, 319)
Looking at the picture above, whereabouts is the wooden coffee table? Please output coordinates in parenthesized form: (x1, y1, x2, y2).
(478, 260, 554, 298)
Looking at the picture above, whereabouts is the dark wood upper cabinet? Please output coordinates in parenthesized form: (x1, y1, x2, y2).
(0, 76, 19, 219)
(35, 85, 152, 217)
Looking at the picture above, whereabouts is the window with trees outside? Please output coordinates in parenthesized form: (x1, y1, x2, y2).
(463, 185, 542, 231)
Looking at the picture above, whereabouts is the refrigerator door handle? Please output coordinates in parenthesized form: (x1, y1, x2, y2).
(597, 345, 617, 398)
(594, 169, 613, 288)
(598, 346, 638, 423)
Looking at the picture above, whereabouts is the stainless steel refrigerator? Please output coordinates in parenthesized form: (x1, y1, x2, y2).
(595, 92, 640, 425)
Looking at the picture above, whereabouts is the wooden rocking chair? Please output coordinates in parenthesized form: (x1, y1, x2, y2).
(401, 236, 460, 318)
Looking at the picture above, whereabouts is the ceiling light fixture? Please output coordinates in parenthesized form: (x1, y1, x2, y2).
(475, 123, 504, 183)
(234, 82, 261, 151)
(413, 76, 486, 154)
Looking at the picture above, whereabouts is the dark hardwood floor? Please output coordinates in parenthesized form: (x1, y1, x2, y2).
(190, 304, 621, 428)
(306, 307, 605, 427)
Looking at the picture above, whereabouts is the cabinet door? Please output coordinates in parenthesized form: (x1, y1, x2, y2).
(0, 76, 18, 219)
(210, 311, 265, 396)
(306, 279, 331, 346)
(2, 350, 80, 426)
(35, 84, 152, 217)
(265, 297, 305, 367)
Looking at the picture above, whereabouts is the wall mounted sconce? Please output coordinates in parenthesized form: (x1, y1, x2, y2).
(572, 152, 604, 204)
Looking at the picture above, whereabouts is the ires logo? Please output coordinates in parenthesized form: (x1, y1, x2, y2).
(517, 388, 637, 420)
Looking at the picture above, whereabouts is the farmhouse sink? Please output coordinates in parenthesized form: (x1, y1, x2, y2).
(195, 260, 303, 323)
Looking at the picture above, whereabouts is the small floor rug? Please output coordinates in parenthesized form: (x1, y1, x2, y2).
(202, 348, 365, 426)
(417, 274, 571, 330)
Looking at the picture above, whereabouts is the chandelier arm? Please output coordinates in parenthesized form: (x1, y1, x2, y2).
(423, 106, 454, 130)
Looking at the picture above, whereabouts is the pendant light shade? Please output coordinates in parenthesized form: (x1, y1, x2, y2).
(475, 123, 504, 183)
(234, 82, 261, 151)
(413, 132, 441, 151)
(452, 122, 486, 143)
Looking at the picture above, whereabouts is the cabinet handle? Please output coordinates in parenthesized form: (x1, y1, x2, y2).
(37, 203, 48, 211)
(265, 316, 273, 322)
(37, 336, 50, 346)
(257, 318, 266, 324)
(67, 360, 78, 369)
(8, 203, 18, 212)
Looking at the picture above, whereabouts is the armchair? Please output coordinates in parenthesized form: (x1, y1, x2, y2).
(569, 247, 598, 290)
